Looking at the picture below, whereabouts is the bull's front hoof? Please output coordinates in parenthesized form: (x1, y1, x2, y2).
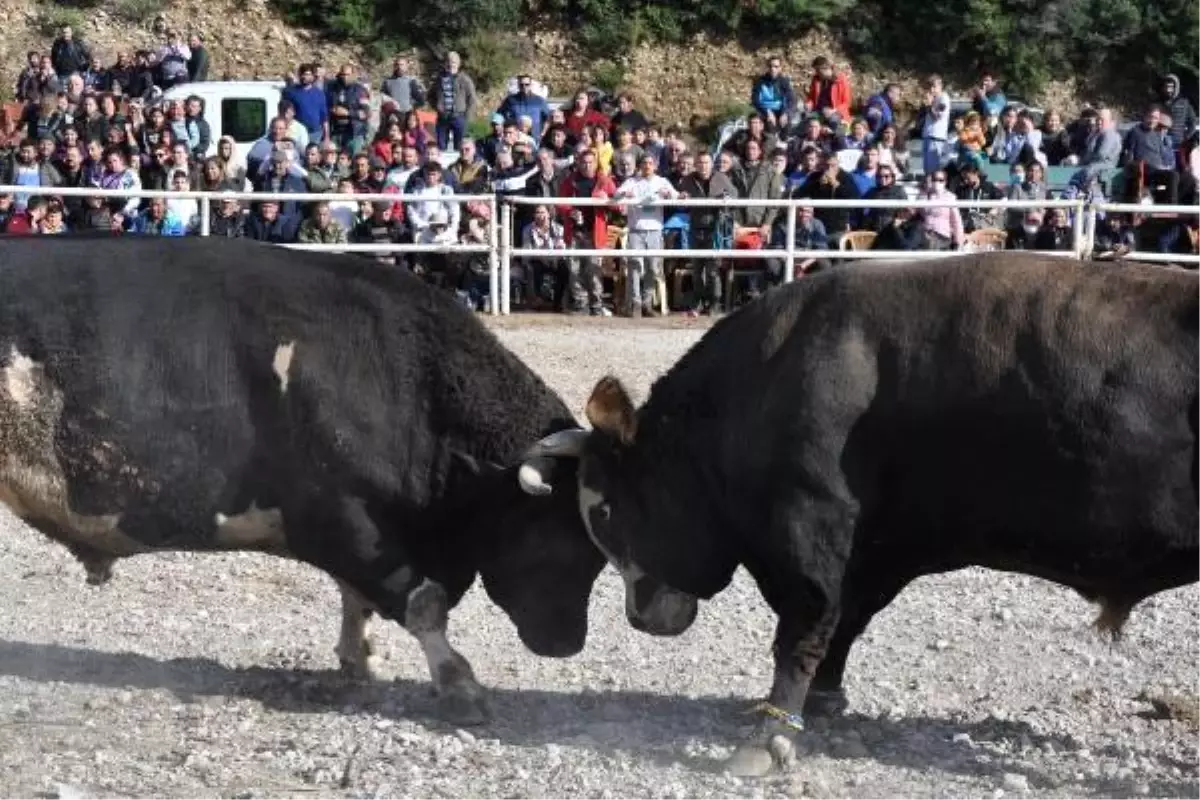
(726, 723, 799, 777)
(803, 688, 849, 718)
(436, 684, 492, 727)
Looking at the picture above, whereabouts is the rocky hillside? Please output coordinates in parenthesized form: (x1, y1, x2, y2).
(1, 0, 1102, 134)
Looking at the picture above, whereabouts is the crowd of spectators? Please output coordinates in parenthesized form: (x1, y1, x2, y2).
(1, 27, 1197, 317)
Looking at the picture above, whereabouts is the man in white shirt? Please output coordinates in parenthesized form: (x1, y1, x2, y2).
(614, 153, 679, 317)
(921, 74, 951, 177)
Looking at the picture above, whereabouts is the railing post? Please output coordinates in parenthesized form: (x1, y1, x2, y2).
(783, 202, 797, 282)
(1071, 200, 1087, 259)
(199, 195, 211, 237)
(500, 200, 513, 315)
(487, 196, 500, 316)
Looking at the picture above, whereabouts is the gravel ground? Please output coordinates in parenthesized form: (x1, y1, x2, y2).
(0, 314, 1196, 799)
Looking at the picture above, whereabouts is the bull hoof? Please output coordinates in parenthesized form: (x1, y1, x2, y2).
(803, 688, 849, 717)
(726, 722, 799, 777)
(338, 655, 381, 682)
(436, 684, 491, 727)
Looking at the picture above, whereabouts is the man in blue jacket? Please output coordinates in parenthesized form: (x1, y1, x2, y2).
(1121, 104, 1179, 204)
(496, 75, 550, 142)
(750, 57, 796, 133)
(282, 63, 328, 145)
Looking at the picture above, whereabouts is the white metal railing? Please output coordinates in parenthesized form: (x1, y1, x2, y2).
(1, 186, 1196, 315)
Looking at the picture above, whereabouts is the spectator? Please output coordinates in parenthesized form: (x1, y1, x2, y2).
(253, 150, 308, 217)
(4, 195, 48, 235)
(872, 206, 926, 251)
(432, 51, 477, 152)
(1073, 107, 1122, 185)
(15, 51, 40, 102)
(861, 162, 907, 232)
(56, 144, 90, 221)
(848, 145, 882, 196)
(768, 204, 829, 280)
(789, 116, 833, 161)
(75, 194, 113, 232)
(298, 200, 348, 244)
(34, 54, 62, 98)
(994, 108, 1043, 166)
(1003, 161, 1047, 230)
(39, 200, 69, 234)
(862, 83, 900, 136)
(199, 156, 231, 193)
(610, 93, 649, 134)
(406, 161, 459, 240)
(1121, 104, 1179, 204)
(804, 56, 852, 129)
(918, 169, 964, 250)
(246, 199, 299, 243)
(106, 51, 134, 95)
(522, 148, 564, 233)
(326, 63, 371, 154)
(131, 196, 187, 236)
(613, 153, 679, 317)
(328, 178, 358, 231)
(154, 29, 192, 89)
(96, 145, 141, 217)
(496, 74, 552, 140)
(1158, 74, 1197, 151)
(51, 25, 90, 80)
(25, 95, 66, 144)
(214, 136, 248, 189)
(282, 63, 329, 145)
(793, 150, 858, 246)
(1093, 212, 1137, 255)
(952, 161, 1004, 233)
(677, 149, 737, 315)
(1, 137, 61, 213)
(970, 72, 1007, 121)
(380, 55, 426, 115)
(165, 169, 200, 232)
(1034, 207, 1074, 251)
(750, 57, 796, 132)
(186, 33, 209, 82)
(734, 138, 783, 246)
(874, 123, 908, 173)
(921, 74, 952, 176)
(555, 148, 614, 316)
(1040, 110, 1073, 165)
(209, 194, 246, 238)
(520, 203, 569, 308)
(182, 96, 213, 161)
(563, 90, 609, 141)
(1006, 208, 1043, 250)
(168, 141, 203, 189)
(350, 201, 403, 265)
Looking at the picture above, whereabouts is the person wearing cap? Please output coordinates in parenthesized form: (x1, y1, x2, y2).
(246, 198, 299, 243)
(209, 193, 245, 238)
(252, 149, 308, 218)
(480, 113, 507, 167)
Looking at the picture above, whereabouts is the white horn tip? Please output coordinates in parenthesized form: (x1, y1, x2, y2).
(518, 462, 554, 496)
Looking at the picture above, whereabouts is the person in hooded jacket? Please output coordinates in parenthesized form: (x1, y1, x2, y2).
(1158, 74, 1197, 156)
(861, 163, 908, 232)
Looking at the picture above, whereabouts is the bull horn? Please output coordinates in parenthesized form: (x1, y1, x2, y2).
(524, 428, 589, 459)
(518, 455, 558, 496)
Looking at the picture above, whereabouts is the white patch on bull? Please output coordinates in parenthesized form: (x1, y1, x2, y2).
(335, 580, 380, 679)
(272, 341, 296, 394)
(212, 501, 286, 550)
(578, 481, 621, 567)
(3, 348, 38, 409)
(0, 348, 147, 563)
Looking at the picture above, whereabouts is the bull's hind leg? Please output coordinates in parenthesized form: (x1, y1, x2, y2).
(335, 580, 380, 680)
(286, 494, 490, 725)
(727, 487, 856, 777)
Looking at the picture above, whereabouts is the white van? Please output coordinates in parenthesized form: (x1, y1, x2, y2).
(162, 80, 284, 169)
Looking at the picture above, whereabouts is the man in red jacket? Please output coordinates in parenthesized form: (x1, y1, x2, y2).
(557, 148, 617, 316)
(804, 56, 852, 132)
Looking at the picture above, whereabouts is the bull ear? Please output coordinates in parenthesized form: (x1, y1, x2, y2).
(586, 376, 637, 445)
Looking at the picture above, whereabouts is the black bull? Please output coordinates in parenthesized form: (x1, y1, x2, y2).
(519, 253, 1199, 774)
(0, 235, 605, 725)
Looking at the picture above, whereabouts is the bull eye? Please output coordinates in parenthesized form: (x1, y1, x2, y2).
(595, 503, 611, 522)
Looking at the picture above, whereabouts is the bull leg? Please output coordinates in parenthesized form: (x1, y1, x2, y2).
(805, 567, 915, 717)
(335, 580, 380, 680)
(727, 491, 854, 777)
(403, 578, 491, 726)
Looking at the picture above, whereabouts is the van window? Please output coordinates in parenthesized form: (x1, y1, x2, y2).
(222, 98, 267, 143)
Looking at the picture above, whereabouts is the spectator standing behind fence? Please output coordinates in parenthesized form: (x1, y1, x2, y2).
(921, 74, 951, 176)
(557, 148, 614, 317)
(283, 63, 329, 145)
(326, 64, 371, 154)
(299, 200, 348, 244)
(676, 149, 737, 316)
(520, 203, 568, 308)
(1158, 75, 1197, 153)
(381, 56, 426, 115)
(1121, 104, 1179, 204)
(432, 52, 477, 152)
(187, 34, 209, 82)
(805, 57, 852, 131)
(155, 29, 192, 90)
(919, 169, 964, 250)
(498, 75, 551, 143)
(613, 153, 678, 318)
